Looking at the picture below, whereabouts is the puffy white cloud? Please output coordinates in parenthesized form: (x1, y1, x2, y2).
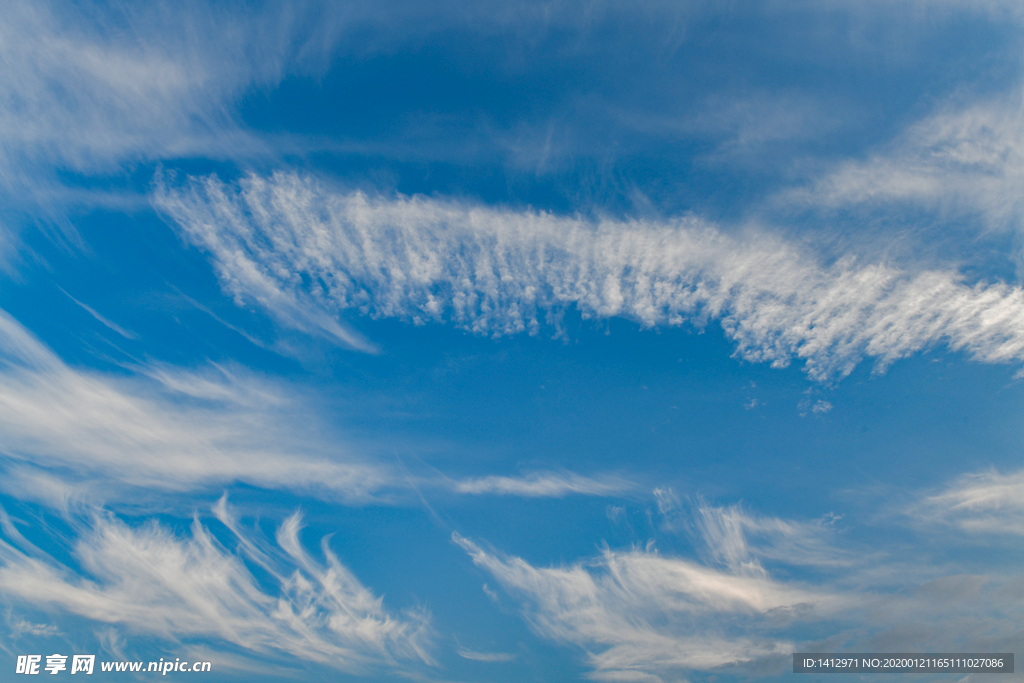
(0, 504, 433, 673)
(157, 171, 1024, 380)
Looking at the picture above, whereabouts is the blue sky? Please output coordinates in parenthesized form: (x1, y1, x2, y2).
(2, 1, 1024, 681)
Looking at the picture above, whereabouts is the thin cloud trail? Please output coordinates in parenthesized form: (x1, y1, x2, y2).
(157, 171, 1024, 380)
(0, 306, 621, 505)
(911, 468, 1024, 536)
(783, 88, 1024, 240)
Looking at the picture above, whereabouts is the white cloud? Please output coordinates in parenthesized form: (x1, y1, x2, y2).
(0, 0, 708, 189)
(7, 618, 61, 639)
(449, 472, 630, 497)
(454, 532, 840, 681)
(58, 287, 139, 340)
(0, 505, 433, 673)
(0, 307, 622, 505)
(0, 0, 330, 179)
(662, 495, 856, 570)
(456, 647, 516, 662)
(811, 400, 832, 414)
(917, 468, 1024, 535)
(157, 171, 1024, 380)
(787, 91, 1024, 235)
(2, 0, 1018, 192)
(0, 307, 392, 504)
(455, 489, 1024, 681)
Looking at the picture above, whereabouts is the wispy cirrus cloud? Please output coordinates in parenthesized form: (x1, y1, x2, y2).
(457, 490, 1024, 682)
(785, 90, 1024, 235)
(0, 307, 391, 505)
(450, 472, 630, 497)
(0, 0, 716, 189)
(653, 490, 855, 570)
(0, 503, 433, 673)
(455, 647, 516, 662)
(914, 468, 1024, 535)
(157, 171, 1024, 380)
(453, 531, 838, 681)
(0, 0, 333, 179)
(454, 494, 867, 681)
(0, 307, 622, 506)
(3, 0, 1019, 201)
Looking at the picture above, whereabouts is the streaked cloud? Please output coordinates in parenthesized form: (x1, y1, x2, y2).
(4, 3, 1023, 679)
(685, 497, 855, 570)
(0, 0, 327, 179)
(916, 468, 1024, 535)
(453, 531, 837, 681)
(0, 307, 623, 507)
(456, 489, 1024, 681)
(157, 171, 1024, 380)
(786, 90, 1024, 235)
(449, 472, 630, 497)
(455, 647, 516, 662)
(0, 504, 433, 673)
(0, 307, 391, 505)
(58, 287, 139, 340)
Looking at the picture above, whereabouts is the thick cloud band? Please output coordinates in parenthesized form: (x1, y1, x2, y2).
(157, 172, 1024, 380)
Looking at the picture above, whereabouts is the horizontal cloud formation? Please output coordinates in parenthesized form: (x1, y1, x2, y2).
(454, 532, 838, 681)
(157, 172, 1024, 380)
(919, 468, 1024, 536)
(457, 494, 1024, 682)
(0, 503, 433, 673)
(0, 307, 618, 505)
(789, 89, 1024, 235)
(0, 308, 389, 504)
(451, 472, 629, 497)
(0, 0, 340, 180)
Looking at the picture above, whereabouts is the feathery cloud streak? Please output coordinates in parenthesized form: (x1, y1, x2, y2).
(0, 308, 391, 504)
(0, 505, 433, 673)
(450, 472, 629, 497)
(454, 531, 838, 681)
(788, 91, 1024, 234)
(917, 468, 1024, 535)
(0, 0, 350, 179)
(655, 490, 855, 570)
(157, 172, 1024, 380)
(0, 307, 620, 505)
(457, 492, 1024, 682)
